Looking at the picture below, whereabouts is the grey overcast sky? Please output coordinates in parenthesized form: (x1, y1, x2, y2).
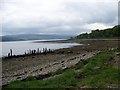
(0, 0, 118, 36)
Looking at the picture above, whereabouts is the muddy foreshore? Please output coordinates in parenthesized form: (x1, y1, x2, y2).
(2, 39, 119, 86)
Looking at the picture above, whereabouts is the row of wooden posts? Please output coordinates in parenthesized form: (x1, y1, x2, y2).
(6, 48, 54, 58)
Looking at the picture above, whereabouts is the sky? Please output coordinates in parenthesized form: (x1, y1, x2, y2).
(0, 0, 119, 36)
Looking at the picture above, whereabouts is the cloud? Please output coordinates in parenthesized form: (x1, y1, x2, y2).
(0, 0, 118, 35)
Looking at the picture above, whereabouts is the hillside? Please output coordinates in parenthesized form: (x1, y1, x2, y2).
(76, 25, 120, 39)
(1, 34, 73, 42)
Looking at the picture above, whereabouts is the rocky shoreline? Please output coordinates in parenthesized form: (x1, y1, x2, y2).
(2, 39, 119, 86)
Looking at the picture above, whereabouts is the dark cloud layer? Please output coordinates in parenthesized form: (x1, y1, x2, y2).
(1, 0, 118, 35)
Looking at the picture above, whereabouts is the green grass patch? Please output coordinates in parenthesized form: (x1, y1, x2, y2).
(4, 50, 120, 88)
(49, 68, 65, 76)
(76, 67, 119, 88)
(75, 50, 119, 88)
(6, 69, 76, 88)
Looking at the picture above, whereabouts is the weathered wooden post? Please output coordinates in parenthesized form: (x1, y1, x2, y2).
(31, 50, 33, 55)
(48, 48, 50, 53)
(25, 52, 27, 55)
(33, 50, 36, 55)
(10, 49, 12, 57)
(8, 53, 10, 57)
(43, 48, 45, 54)
(29, 49, 32, 55)
(37, 48, 39, 54)
(44, 48, 47, 54)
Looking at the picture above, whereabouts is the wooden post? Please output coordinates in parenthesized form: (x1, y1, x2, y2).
(37, 48, 39, 54)
(8, 53, 10, 57)
(25, 52, 27, 55)
(10, 49, 12, 57)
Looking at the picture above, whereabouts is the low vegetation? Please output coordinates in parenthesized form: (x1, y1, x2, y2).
(76, 25, 120, 39)
(3, 49, 120, 89)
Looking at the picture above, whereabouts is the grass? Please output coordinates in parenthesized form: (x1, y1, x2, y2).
(5, 69, 76, 88)
(49, 68, 65, 76)
(3, 49, 120, 89)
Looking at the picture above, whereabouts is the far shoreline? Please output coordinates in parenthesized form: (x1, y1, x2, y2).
(2, 38, 119, 59)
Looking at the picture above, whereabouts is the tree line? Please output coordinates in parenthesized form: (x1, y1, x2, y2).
(76, 25, 120, 39)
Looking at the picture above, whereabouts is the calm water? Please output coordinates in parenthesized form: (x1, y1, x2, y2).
(1, 40, 81, 57)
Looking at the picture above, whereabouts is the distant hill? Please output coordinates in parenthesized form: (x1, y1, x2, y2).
(1, 34, 73, 42)
(76, 25, 120, 39)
